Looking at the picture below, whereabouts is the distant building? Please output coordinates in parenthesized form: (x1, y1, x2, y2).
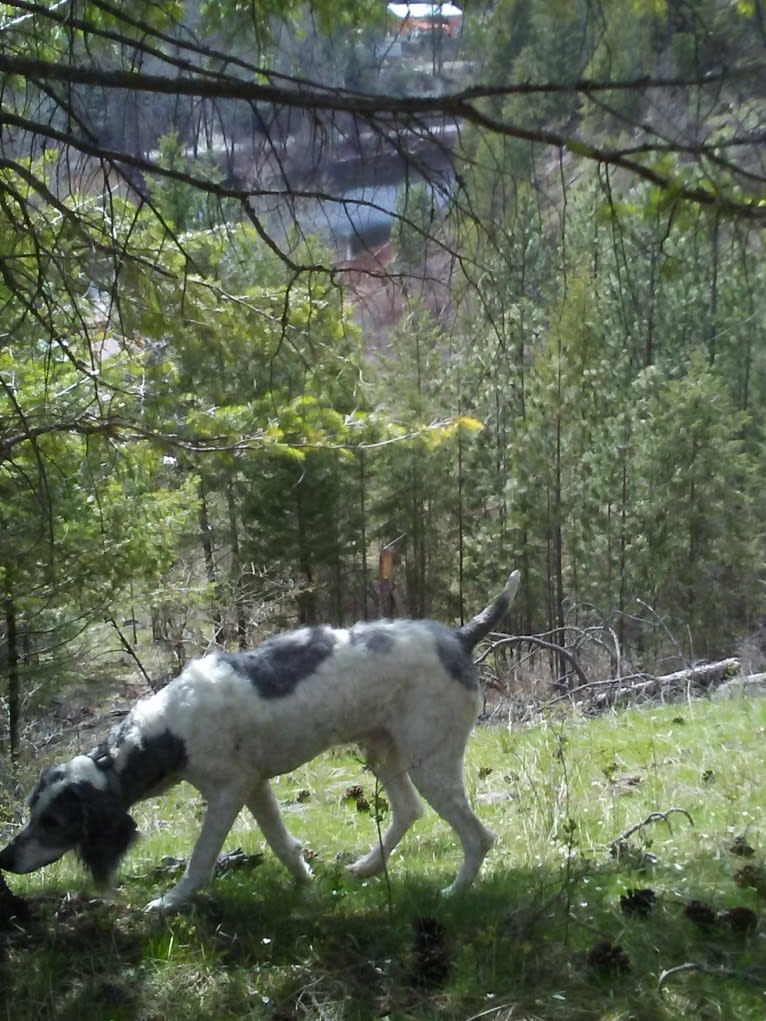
(386, 2, 463, 41)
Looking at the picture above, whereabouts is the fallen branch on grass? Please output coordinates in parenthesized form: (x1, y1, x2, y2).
(540, 658, 740, 711)
(463, 1002, 517, 1021)
(589, 658, 740, 708)
(609, 808, 695, 849)
(543, 673, 646, 707)
(481, 625, 740, 713)
(659, 961, 766, 992)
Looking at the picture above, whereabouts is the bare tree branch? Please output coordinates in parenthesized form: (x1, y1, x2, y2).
(0, 52, 763, 219)
(609, 808, 695, 848)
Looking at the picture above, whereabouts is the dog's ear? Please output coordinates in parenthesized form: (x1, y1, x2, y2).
(76, 787, 138, 887)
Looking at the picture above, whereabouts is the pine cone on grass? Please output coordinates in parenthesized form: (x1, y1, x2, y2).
(586, 940, 631, 975)
(620, 887, 656, 917)
(411, 916, 452, 988)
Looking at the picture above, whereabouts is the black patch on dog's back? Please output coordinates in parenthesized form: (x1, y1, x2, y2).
(111, 727, 188, 805)
(221, 627, 337, 698)
(350, 624, 395, 654)
(425, 622, 477, 689)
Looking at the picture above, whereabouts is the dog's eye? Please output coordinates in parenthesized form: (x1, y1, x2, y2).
(38, 813, 58, 832)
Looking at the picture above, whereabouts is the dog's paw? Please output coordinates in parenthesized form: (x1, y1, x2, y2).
(293, 860, 314, 884)
(346, 851, 384, 879)
(144, 894, 184, 914)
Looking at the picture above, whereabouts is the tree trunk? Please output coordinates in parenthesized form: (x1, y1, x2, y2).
(226, 482, 248, 648)
(358, 450, 369, 620)
(457, 425, 465, 625)
(294, 478, 317, 625)
(617, 447, 629, 654)
(552, 409, 568, 686)
(5, 596, 19, 765)
(708, 212, 720, 363)
(199, 479, 224, 644)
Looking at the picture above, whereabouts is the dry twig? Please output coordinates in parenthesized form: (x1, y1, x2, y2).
(659, 961, 766, 992)
(609, 808, 695, 849)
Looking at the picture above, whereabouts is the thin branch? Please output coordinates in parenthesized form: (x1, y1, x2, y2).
(463, 1004, 517, 1021)
(0, 54, 763, 219)
(372, 773, 393, 922)
(0, 409, 474, 462)
(1, 50, 763, 105)
(476, 633, 589, 689)
(609, 808, 695, 848)
(106, 614, 156, 692)
(659, 961, 766, 992)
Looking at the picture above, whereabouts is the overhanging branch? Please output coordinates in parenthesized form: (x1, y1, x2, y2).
(1, 51, 762, 220)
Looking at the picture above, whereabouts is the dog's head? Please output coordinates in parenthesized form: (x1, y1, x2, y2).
(0, 755, 137, 886)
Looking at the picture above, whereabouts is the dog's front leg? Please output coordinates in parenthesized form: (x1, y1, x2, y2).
(247, 781, 313, 883)
(145, 794, 243, 913)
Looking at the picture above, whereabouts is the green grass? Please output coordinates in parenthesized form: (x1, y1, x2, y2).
(3, 696, 766, 1020)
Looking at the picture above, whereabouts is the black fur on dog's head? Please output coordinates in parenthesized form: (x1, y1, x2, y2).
(0, 756, 137, 887)
(75, 783, 138, 886)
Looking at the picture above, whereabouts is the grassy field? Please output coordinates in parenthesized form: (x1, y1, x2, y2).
(2, 694, 766, 1020)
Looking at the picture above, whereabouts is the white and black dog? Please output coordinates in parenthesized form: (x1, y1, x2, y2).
(0, 571, 519, 912)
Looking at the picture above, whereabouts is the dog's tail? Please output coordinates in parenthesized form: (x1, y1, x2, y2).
(456, 570, 520, 651)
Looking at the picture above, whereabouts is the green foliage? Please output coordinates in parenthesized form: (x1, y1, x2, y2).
(506, 262, 635, 627)
(200, 0, 386, 42)
(0, 341, 200, 672)
(392, 182, 437, 271)
(147, 130, 232, 232)
(450, 164, 766, 658)
(627, 355, 762, 652)
(365, 304, 471, 619)
(0, 161, 371, 737)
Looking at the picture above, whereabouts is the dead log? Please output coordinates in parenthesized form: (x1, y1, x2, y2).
(711, 672, 766, 700)
(588, 657, 740, 708)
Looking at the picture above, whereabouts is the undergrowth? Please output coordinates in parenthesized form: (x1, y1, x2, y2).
(2, 695, 766, 1020)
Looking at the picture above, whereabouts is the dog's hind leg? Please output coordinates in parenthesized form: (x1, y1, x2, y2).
(146, 792, 244, 912)
(408, 755, 495, 896)
(247, 782, 313, 884)
(347, 734, 424, 880)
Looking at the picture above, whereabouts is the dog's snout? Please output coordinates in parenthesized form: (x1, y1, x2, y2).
(0, 827, 68, 874)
